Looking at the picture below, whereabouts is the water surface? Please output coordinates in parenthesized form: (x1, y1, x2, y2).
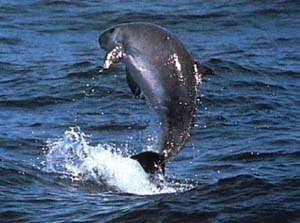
(0, 0, 299, 222)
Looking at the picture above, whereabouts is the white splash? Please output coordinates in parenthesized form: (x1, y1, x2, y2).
(43, 127, 176, 195)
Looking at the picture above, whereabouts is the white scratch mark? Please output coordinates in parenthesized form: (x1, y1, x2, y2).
(103, 45, 123, 69)
(167, 53, 184, 82)
(193, 63, 202, 85)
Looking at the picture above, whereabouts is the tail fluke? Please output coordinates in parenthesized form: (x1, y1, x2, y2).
(131, 151, 165, 175)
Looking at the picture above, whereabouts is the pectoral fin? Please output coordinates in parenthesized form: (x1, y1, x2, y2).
(126, 68, 141, 96)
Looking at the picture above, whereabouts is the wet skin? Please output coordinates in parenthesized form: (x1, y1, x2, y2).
(99, 22, 205, 164)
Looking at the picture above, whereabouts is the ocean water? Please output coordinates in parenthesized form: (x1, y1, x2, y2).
(0, 0, 299, 222)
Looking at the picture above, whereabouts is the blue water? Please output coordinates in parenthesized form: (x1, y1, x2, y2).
(1, 0, 299, 222)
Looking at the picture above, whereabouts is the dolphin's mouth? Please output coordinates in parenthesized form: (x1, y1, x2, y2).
(102, 44, 123, 70)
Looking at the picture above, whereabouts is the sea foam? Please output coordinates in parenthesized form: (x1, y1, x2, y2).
(44, 127, 176, 195)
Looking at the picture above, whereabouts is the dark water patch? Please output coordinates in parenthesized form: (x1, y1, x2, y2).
(214, 174, 271, 192)
(200, 93, 275, 110)
(272, 70, 300, 79)
(214, 47, 245, 56)
(275, 37, 300, 47)
(108, 12, 168, 25)
(34, 0, 89, 8)
(0, 156, 41, 187)
(276, 36, 299, 42)
(240, 210, 300, 223)
(64, 66, 105, 79)
(0, 96, 74, 108)
(109, 208, 216, 223)
(0, 36, 22, 45)
(83, 85, 129, 98)
(251, 40, 277, 50)
(0, 137, 44, 153)
(249, 8, 284, 16)
(220, 20, 240, 27)
(0, 165, 31, 187)
(207, 58, 258, 74)
(86, 123, 147, 132)
(0, 4, 30, 14)
(181, 11, 230, 20)
(254, 101, 282, 110)
(246, 6, 299, 18)
(67, 61, 94, 69)
(0, 61, 22, 72)
(80, 10, 119, 20)
(37, 27, 73, 34)
(29, 122, 42, 127)
(195, 163, 240, 172)
(282, 53, 300, 61)
(220, 150, 300, 162)
(0, 210, 29, 223)
(266, 138, 300, 147)
(279, 177, 300, 190)
(229, 79, 287, 91)
(245, 116, 285, 127)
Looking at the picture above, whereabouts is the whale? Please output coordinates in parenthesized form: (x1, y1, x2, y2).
(98, 22, 213, 175)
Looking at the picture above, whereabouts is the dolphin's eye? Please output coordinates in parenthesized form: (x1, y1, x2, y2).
(109, 28, 115, 34)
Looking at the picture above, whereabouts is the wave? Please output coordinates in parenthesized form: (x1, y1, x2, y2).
(0, 36, 22, 45)
(0, 95, 75, 108)
(86, 123, 147, 131)
(34, 0, 88, 7)
(220, 150, 300, 162)
(42, 127, 195, 195)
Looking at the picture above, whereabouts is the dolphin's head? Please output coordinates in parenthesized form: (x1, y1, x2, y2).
(98, 25, 125, 69)
(98, 25, 124, 51)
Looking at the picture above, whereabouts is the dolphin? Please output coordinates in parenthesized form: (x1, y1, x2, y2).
(98, 22, 213, 175)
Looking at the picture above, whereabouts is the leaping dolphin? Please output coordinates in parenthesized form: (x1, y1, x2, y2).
(98, 22, 213, 175)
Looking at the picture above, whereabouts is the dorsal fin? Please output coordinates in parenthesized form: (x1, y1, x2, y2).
(126, 67, 141, 96)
